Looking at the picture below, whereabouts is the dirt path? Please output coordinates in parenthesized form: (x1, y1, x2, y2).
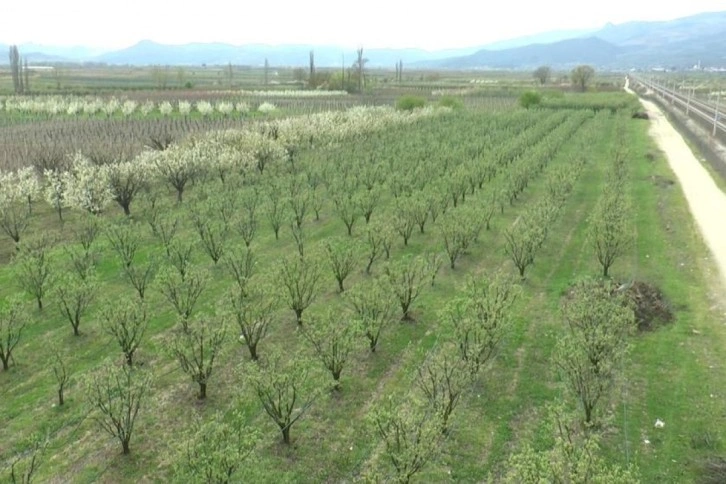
(625, 78, 726, 287)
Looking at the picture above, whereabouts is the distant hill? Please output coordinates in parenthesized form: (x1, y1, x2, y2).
(2, 10, 726, 70)
(425, 10, 726, 69)
(434, 37, 624, 69)
(481, 27, 599, 51)
(95, 40, 477, 68)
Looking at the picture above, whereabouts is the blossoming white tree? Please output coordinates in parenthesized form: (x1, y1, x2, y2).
(257, 102, 277, 114)
(44, 169, 67, 222)
(196, 101, 214, 117)
(121, 100, 137, 117)
(159, 101, 173, 116)
(140, 101, 155, 116)
(62, 153, 113, 215)
(178, 101, 192, 116)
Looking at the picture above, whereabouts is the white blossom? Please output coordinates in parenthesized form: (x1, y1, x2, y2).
(238, 90, 348, 97)
(140, 101, 155, 116)
(196, 101, 214, 116)
(257, 102, 277, 114)
(178, 101, 192, 116)
(62, 153, 114, 214)
(159, 101, 174, 116)
(216, 101, 234, 116)
(44, 169, 68, 214)
(103, 98, 121, 116)
(121, 100, 138, 116)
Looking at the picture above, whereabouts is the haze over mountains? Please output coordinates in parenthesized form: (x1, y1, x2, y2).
(2, 10, 726, 69)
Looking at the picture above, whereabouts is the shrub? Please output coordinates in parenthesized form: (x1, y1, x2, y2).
(519, 91, 542, 109)
(396, 95, 426, 111)
(438, 95, 463, 110)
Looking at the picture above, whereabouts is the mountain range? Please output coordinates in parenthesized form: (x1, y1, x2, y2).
(2, 10, 726, 69)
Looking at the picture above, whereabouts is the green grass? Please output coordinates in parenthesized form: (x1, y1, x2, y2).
(1, 96, 725, 482)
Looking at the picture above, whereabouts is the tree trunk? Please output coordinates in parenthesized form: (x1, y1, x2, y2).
(58, 387, 64, 406)
(282, 426, 291, 444)
(1, 356, 8, 371)
(337, 279, 345, 293)
(122, 439, 131, 455)
(126, 352, 133, 367)
(198, 382, 207, 399)
(73, 324, 80, 336)
(176, 189, 183, 204)
(122, 203, 131, 216)
(37, 297, 43, 310)
(295, 309, 303, 326)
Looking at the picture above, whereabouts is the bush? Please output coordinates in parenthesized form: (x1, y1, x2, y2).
(519, 91, 542, 109)
(438, 96, 463, 110)
(396, 96, 426, 111)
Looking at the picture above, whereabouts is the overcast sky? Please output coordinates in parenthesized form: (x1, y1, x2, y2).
(2, 1, 724, 50)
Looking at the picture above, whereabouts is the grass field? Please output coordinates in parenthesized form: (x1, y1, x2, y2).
(0, 88, 725, 483)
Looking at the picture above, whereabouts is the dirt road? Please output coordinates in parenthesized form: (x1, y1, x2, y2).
(626, 78, 726, 287)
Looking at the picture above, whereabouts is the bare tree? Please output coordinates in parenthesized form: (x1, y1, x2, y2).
(9, 46, 23, 94)
(105, 220, 140, 269)
(302, 309, 359, 389)
(571, 65, 595, 92)
(0, 299, 25, 371)
(415, 345, 470, 432)
(248, 349, 326, 444)
(588, 193, 632, 277)
(14, 241, 54, 310)
(354, 47, 367, 92)
(444, 271, 520, 376)
(174, 411, 259, 483)
(309, 50, 315, 88)
(533, 65, 552, 85)
(277, 254, 322, 326)
(100, 297, 148, 367)
(169, 314, 227, 399)
(369, 397, 446, 483)
(324, 237, 358, 292)
(223, 245, 256, 295)
(52, 346, 70, 406)
(346, 279, 397, 352)
(555, 279, 634, 426)
(383, 255, 428, 320)
(224, 285, 274, 361)
(54, 274, 96, 336)
(85, 362, 152, 455)
(9, 433, 49, 483)
(158, 266, 208, 322)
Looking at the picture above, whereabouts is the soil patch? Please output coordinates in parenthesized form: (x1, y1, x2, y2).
(622, 281, 675, 332)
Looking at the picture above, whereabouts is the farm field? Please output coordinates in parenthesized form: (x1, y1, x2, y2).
(1, 87, 725, 483)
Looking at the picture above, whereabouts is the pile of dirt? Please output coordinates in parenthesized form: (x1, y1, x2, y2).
(621, 281, 675, 332)
(562, 279, 675, 333)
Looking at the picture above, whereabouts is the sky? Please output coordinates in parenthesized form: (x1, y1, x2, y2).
(2, 0, 725, 51)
